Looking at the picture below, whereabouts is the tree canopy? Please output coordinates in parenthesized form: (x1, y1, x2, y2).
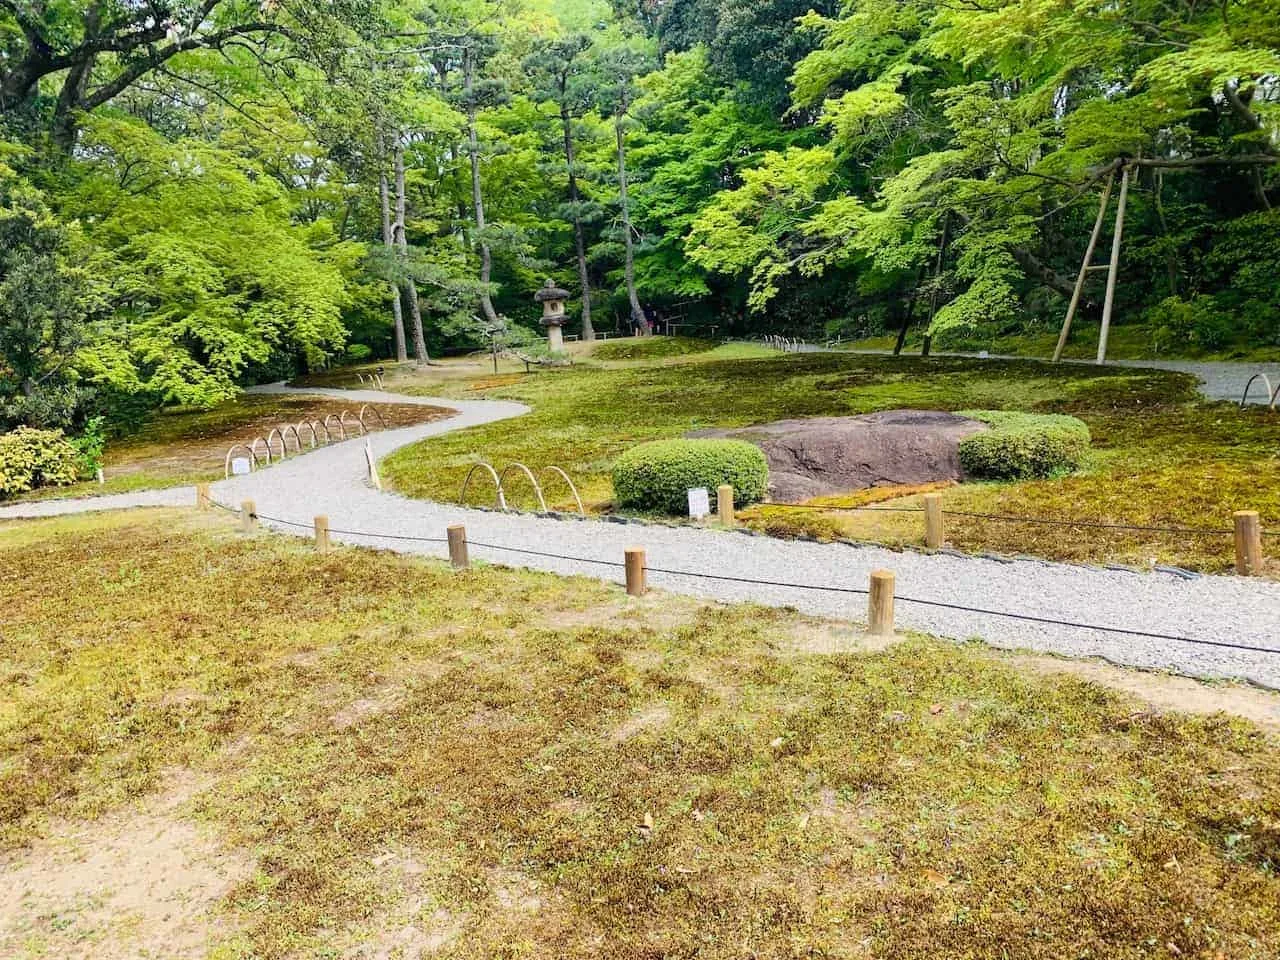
(2, 0, 1278, 430)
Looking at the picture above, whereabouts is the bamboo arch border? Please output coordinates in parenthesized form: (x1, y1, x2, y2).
(499, 463, 548, 512)
(1240, 373, 1279, 411)
(461, 462, 508, 510)
(297, 421, 322, 448)
(323, 414, 346, 441)
(250, 436, 273, 465)
(540, 466, 585, 515)
(340, 410, 366, 436)
(457, 462, 585, 515)
(359, 405, 388, 433)
(356, 373, 386, 390)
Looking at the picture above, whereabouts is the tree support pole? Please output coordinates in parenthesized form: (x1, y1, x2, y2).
(1053, 169, 1116, 363)
(1097, 163, 1131, 365)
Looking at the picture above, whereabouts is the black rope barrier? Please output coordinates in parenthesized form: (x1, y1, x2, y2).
(208, 499, 1279, 657)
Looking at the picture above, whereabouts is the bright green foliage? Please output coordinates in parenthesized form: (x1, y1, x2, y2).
(612, 437, 768, 513)
(0, 426, 81, 497)
(958, 410, 1092, 480)
(0, 163, 101, 429)
(67, 119, 353, 406)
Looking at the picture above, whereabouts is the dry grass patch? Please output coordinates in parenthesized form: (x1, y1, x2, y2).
(1, 511, 1279, 958)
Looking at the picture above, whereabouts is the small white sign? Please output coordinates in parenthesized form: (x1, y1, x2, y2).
(231, 457, 252, 476)
(687, 487, 710, 519)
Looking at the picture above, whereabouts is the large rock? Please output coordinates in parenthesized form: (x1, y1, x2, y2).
(692, 410, 988, 503)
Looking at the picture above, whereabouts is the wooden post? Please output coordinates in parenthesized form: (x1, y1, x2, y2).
(1096, 163, 1130, 365)
(867, 569, 895, 636)
(717, 484, 735, 527)
(625, 548, 647, 597)
(240, 500, 256, 533)
(448, 524, 469, 570)
(923, 493, 944, 549)
(1234, 511, 1263, 576)
(1053, 168, 1116, 362)
(195, 483, 210, 511)
(314, 515, 330, 554)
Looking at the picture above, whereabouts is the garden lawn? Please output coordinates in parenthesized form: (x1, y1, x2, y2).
(1, 510, 1278, 959)
(381, 351, 1280, 573)
(11, 395, 452, 502)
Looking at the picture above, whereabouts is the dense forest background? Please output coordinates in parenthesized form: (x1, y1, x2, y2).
(2, 0, 1279, 431)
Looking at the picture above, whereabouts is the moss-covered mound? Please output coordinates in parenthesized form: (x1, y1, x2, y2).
(613, 438, 768, 514)
(958, 410, 1091, 479)
(591, 336, 715, 361)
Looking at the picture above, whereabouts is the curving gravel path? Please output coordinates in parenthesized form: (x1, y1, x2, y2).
(3, 383, 1278, 689)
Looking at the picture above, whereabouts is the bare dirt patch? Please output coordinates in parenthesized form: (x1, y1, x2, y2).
(534, 594, 704, 634)
(1004, 653, 1280, 732)
(105, 397, 455, 483)
(612, 704, 673, 743)
(693, 410, 987, 501)
(0, 770, 251, 960)
(780, 619, 905, 656)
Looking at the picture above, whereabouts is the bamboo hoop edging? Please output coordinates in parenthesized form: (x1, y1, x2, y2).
(1240, 373, 1278, 411)
(499, 462, 548, 512)
(340, 410, 366, 436)
(359, 405, 388, 433)
(540, 465, 586, 515)
(297, 421, 320, 449)
(250, 436, 273, 465)
(460, 461, 508, 511)
(224, 443, 257, 478)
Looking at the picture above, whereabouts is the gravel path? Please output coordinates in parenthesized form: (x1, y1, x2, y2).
(4, 383, 1278, 689)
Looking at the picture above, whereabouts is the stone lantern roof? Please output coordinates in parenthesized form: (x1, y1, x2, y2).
(534, 279, 570, 303)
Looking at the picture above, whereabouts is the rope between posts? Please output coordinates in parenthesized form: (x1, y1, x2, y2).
(209, 499, 1279, 657)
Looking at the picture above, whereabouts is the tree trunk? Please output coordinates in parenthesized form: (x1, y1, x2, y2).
(379, 168, 408, 363)
(561, 100, 594, 341)
(394, 143, 429, 364)
(48, 6, 103, 150)
(465, 50, 500, 326)
(892, 286, 920, 357)
(615, 111, 647, 333)
(923, 214, 950, 357)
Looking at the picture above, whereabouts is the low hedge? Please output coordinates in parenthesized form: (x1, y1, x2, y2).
(613, 438, 768, 514)
(957, 410, 1091, 480)
(0, 426, 81, 498)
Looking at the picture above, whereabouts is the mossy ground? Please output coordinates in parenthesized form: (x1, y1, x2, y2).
(378, 350, 1280, 574)
(1, 510, 1278, 958)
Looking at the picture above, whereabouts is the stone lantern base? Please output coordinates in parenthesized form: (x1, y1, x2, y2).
(547, 323, 565, 353)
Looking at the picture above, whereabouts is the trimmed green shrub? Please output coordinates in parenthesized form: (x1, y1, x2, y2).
(613, 439, 769, 514)
(0, 426, 82, 497)
(957, 411, 1091, 480)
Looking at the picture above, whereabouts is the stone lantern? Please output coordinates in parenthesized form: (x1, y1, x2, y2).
(535, 279, 571, 352)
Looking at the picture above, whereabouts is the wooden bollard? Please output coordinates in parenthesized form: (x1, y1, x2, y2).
(867, 569, 895, 636)
(718, 485, 735, 526)
(447, 524, 469, 570)
(314, 515, 330, 554)
(625, 548, 647, 597)
(923, 493, 944, 549)
(240, 500, 257, 533)
(1234, 510, 1263, 576)
(195, 483, 210, 511)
